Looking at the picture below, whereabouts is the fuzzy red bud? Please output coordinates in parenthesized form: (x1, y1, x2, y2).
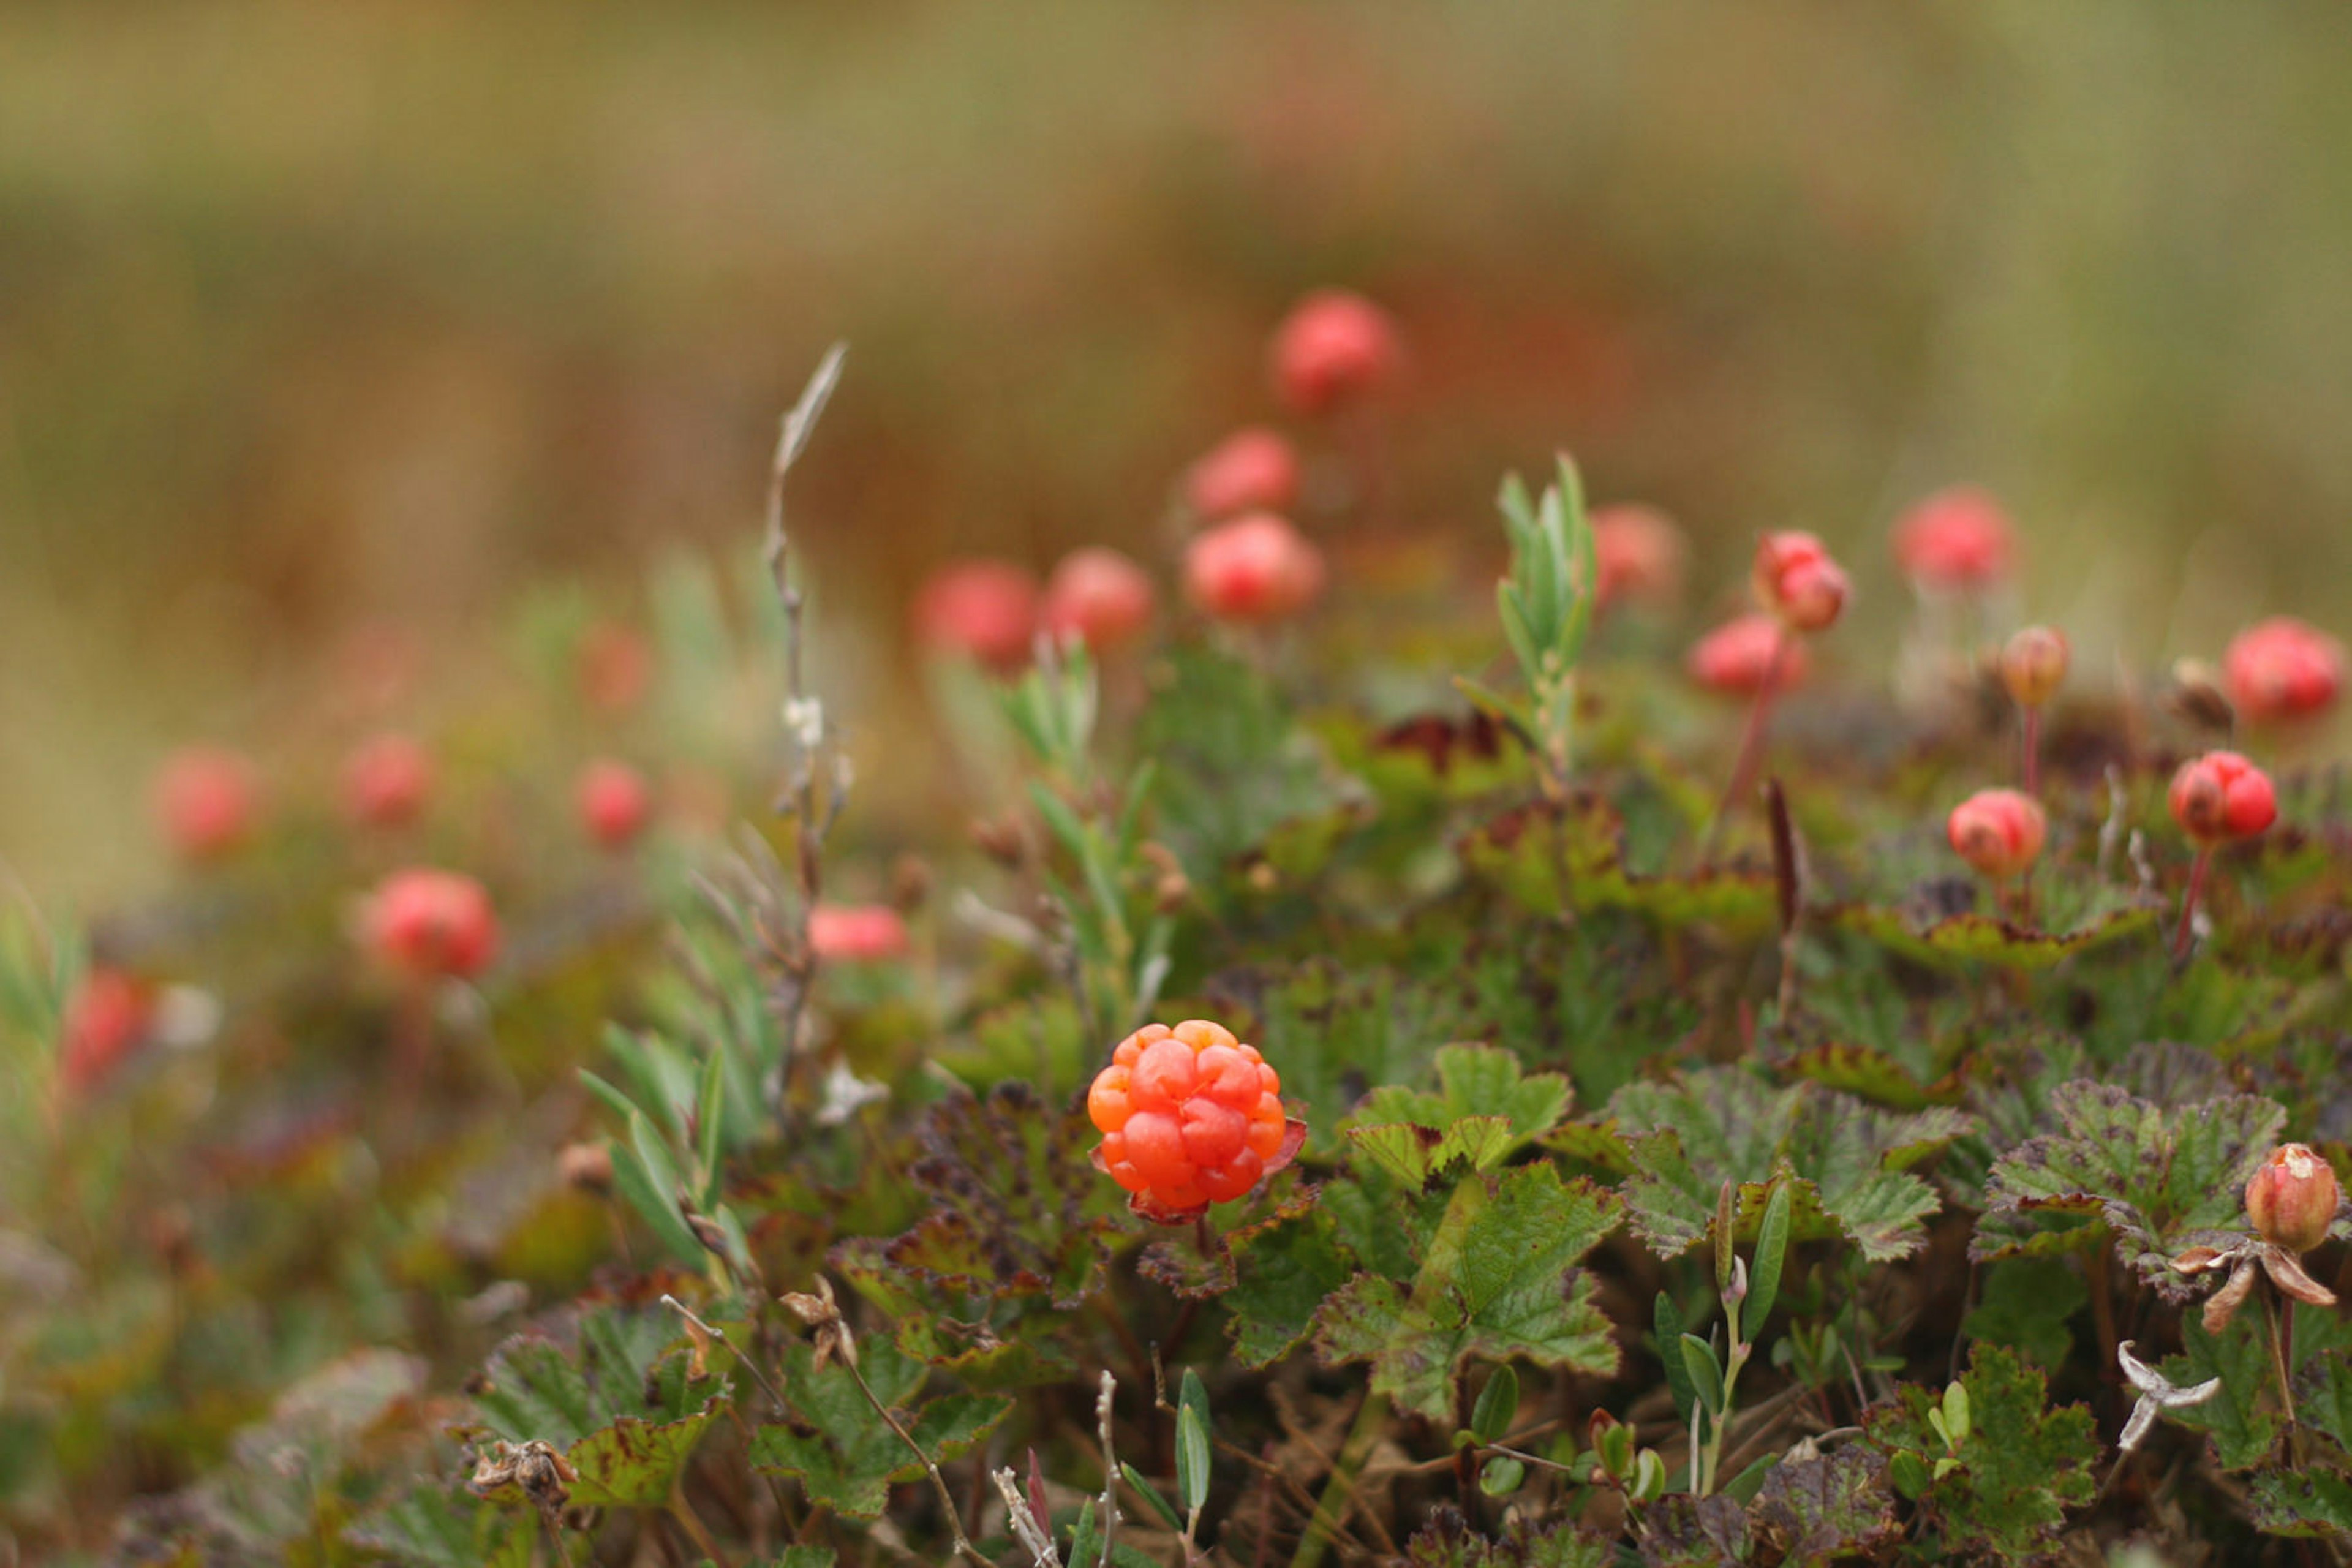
(2246, 1143, 2339, 1254)
(1947, 788, 2047, 881)
(2223, 616, 2344, 726)
(2168, 750, 2277, 845)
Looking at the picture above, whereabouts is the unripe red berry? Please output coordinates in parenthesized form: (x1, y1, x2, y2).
(807, 903, 910, 963)
(1269, 290, 1401, 415)
(578, 622, 655, 712)
(1686, 614, 1811, 696)
(1947, 788, 2048, 881)
(2245, 1142, 2339, 1254)
(913, 560, 1041, 673)
(1087, 1019, 1302, 1219)
(1044, 548, 1157, 652)
(2223, 616, 2345, 725)
(1752, 532, 1849, 633)
(59, 968, 155, 1095)
(364, 869, 499, 980)
(2000, 625, 2070, 710)
(1590, 504, 1686, 610)
(153, 746, 260, 863)
(576, 759, 654, 850)
(1185, 427, 1300, 520)
(1892, 487, 2016, 590)
(1185, 513, 1325, 624)
(2168, 750, 2277, 845)
(342, 733, 434, 829)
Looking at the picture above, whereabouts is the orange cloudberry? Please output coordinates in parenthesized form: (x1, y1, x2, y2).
(1087, 1019, 1303, 1222)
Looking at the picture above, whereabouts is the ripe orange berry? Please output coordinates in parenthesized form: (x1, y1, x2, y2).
(1087, 1020, 1302, 1221)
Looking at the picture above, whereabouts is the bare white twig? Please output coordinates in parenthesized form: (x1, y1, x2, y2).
(1096, 1370, 1122, 1568)
(993, 1467, 1063, 1568)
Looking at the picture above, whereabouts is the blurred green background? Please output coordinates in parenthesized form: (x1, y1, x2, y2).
(7, 1, 2351, 901)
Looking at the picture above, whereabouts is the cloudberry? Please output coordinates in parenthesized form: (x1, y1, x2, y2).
(1087, 1019, 1303, 1221)
(154, 745, 260, 863)
(365, 869, 500, 980)
(1185, 513, 1325, 624)
(342, 733, 434, 828)
(1947, 788, 2046, 881)
(2168, 750, 2277, 845)
(913, 560, 1041, 673)
(2224, 616, 2344, 725)
(1043, 548, 1156, 652)
(2246, 1143, 2340, 1254)
(1590, 504, 1685, 610)
(2000, 625, 2070, 710)
(1687, 614, 1811, 696)
(1185, 427, 1300, 520)
(1892, 487, 2016, 590)
(1270, 290, 1401, 415)
(576, 758, 654, 849)
(808, 903, 910, 963)
(59, 968, 155, 1095)
(1751, 531, 1849, 633)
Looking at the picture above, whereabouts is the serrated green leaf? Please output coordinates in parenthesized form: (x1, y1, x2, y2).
(1346, 1117, 1517, 1186)
(749, 1336, 1011, 1518)
(2158, 1314, 2276, 1469)
(344, 1485, 533, 1568)
(1315, 1164, 1619, 1418)
(1351, 1042, 1574, 1156)
(2250, 1464, 2352, 1540)
(1223, 1205, 1356, 1368)
(1962, 1256, 2085, 1371)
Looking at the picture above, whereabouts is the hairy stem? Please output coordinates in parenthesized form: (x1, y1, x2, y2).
(1703, 630, 1789, 864)
(2174, 844, 2214, 963)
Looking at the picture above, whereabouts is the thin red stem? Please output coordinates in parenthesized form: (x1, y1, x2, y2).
(2173, 845, 2213, 962)
(1703, 629, 1789, 863)
(2022, 706, 2043, 796)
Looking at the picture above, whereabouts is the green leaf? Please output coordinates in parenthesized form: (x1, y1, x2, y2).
(1121, 1461, 1183, 1530)
(749, 1336, 1011, 1519)
(1223, 1205, 1357, 1368)
(568, 1408, 724, 1508)
(1679, 1334, 1725, 1417)
(1974, 1080, 2286, 1298)
(1639, 1494, 1752, 1567)
(344, 1485, 533, 1568)
(1858, 1344, 2097, 1559)
(1316, 1164, 1619, 1417)
(1401, 1513, 1616, 1568)
(1961, 1257, 2085, 1371)
(1346, 1117, 1517, 1186)
(2250, 1464, 2352, 1540)
(1655, 1291, 1697, 1425)
(1744, 1180, 1792, 1343)
(1175, 1401, 1210, 1515)
(1470, 1365, 1520, 1444)
(1351, 1042, 1574, 1156)
(1593, 1068, 1969, 1262)
(2157, 1313, 2277, 1469)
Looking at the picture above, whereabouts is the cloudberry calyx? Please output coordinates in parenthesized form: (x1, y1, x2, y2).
(2168, 750, 2277, 845)
(2245, 1143, 2339, 1254)
(366, 869, 499, 980)
(913, 560, 1041, 673)
(1087, 1019, 1305, 1223)
(154, 745, 260, 863)
(1687, 614, 1810, 696)
(2000, 625, 2070, 710)
(1752, 532, 1849, 633)
(1185, 427, 1300, 520)
(1948, 788, 2047, 881)
(1044, 548, 1156, 652)
(342, 733, 434, 828)
(1185, 513, 1325, 624)
(1892, 486, 2016, 590)
(1591, 504, 1686, 609)
(576, 758, 654, 849)
(1270, 290, 1401, 415)
(2224, 616, 2344, 725)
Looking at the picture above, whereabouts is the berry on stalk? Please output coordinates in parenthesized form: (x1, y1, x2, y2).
(576, 759, 654, 850)
(1185, 513, 1325, 624)
(1947, 788, 2047, 882)
(808, 903, 910, 963)
(1087, 1019, 1305, 1222)
(154, 746, 260, 864)
(1185, 427, 1300, 521)
(913, 560, 1041, 673)
(2223, 616, 2343, 726)
(364, 869, 499, 981)
(1591, 504, 1686, 611)
(2169, 751, 2277, 845)
(2245, 1143, 2340, 1254)
(1751, 532, 1849, 633)
(1043, 548, 1156, 652)
(1270, 290, 1400, 415)
(342, 733, 434, 829)
(1893, 487, 2016, 592)
(1688, 614, 1811, 696)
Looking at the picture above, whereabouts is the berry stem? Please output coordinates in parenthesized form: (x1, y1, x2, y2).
(2173, 844, 2214, 963)
(1702, 628, 1789, 864)
(2021, 706, 2043, 796)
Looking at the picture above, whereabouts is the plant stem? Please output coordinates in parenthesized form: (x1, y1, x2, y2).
(1287, 1392, 1389, 1568)
(1702, 630, 1789, 865)
(841, 1355, 992, 1567)
(2174, 844, 2214, 963)
(2267, 1283, 2301, 1433)
(2021, 706, 2043, 796)
(669, 1486, 728, 1566)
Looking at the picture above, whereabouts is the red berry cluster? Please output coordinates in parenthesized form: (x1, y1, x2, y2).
(1087, 1020, 1301, 1221)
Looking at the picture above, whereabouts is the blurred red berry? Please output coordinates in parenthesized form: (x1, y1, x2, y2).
(59, 968, 155, 1095)
(1044, 548, 1157, 652)
(1687, 614, 1811, 696)
(1185, 513, 1325, 624)
(1185, 427, 1300, 520)
(1590, 504, 1686, 610)
(2168, 750, 2277, 845)
(2246, 1142, 2339, 1254)
(1752, 532, 1849, 633)
(154, 746, 260, 863)
(2223, 616, 2344, 725)
(913, 560, 1040, 673)
(2000, 625, 2070, 710)
(808, 903, 910, 963)
(1087, 1019, 1303, 1220)
(365, 869, 499, 980)
(1270, 289, 1400, 415)
(1947, 788, 2047, 881)
(342, 733, 434, 829)
(1893, 487, 2016, 590)
(576, 759, 654, 850)
(578, 622, 654, 712)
